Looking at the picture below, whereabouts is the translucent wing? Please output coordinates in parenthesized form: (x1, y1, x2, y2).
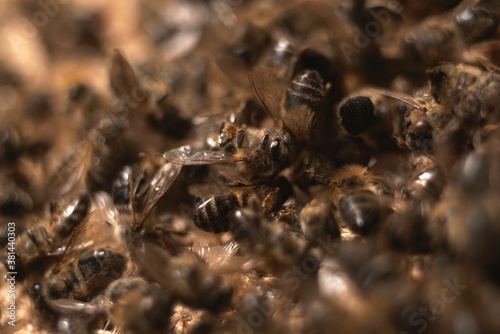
(163, 145, 244, 165)
(248, 66, 286, 125)
(52, 193, 121, 274)
(110, 50, 140, 99)
(133, 162, 182, 226)
(282, 104, 316, 143)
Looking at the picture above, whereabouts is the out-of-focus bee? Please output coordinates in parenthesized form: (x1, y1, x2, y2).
(404, 3, 499, 65)
(36, 159, 182, 303)
(140, 243, 233, 313)
(299, 198, 341, 247)
(430, 134, 500, 281)
(389, 62, 500, 153)
(427, 62, 500, 132)
(12, 193, 90, 274)
(330, 165, 391, 237)
(47, 130, 107, 200)
(0, 175, 34, 217)
(383, 154, 445, 253)
(41, 276, 173, 334)
(229, 197, 312, 273)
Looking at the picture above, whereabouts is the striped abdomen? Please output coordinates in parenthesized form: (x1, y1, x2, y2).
(194, 193, 248, 234)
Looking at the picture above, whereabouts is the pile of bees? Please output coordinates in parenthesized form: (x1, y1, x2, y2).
(1, 0, 500, 333)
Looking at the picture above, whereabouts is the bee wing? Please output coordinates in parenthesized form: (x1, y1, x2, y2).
(110, 50, 140, 99)
(133, 162, 182, 226)
(48, 138, 95, 199)
(51, 198, 120, 274)
(282, 104, 316, 143)
(248, 66, 286, 126)
(374, 89, 427, 111)
(163, 145, 244, 165)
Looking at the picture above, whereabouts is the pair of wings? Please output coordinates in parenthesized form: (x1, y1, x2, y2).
(163, 64, 315, 166)
(51, 162, 182, 274)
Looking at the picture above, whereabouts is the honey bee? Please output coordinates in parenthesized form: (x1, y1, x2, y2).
(383, 154, 445, 253)
(11, 193, 90, 274)
(429, 134, 500, 281)
(41, 276, 172, 334)
(399, 153, 446, 202)
(229, 197, 311, 273)
(192, 176, 291, 234)
(140, 243, 234, 313)
(38, 248, 127, 301)
(35, 159, 181, 304)
(164, 50, 329, 180)
(330, 165, 391, 237)
(299, 197, 341, 247)
(0, 175, 34, 217)
(365, 61, 499, 154)
(404, 2, 499, 64)
(427, 62, 500, 131)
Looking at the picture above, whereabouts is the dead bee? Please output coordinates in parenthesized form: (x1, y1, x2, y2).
(299, 198, 341, 247)
(0, 175, 34, 217)
(387, 62, 500, 152)
(36, 159, 181, 303)
(40, 277, 173, 334)
(106, 277, 174, 334)
(404, 3, 498, 64)
(229, 197, 311, 273)
(12, 193, 90, 274)
(399, 153, 446, 202)
(164, 56, 329, 180)
(427, 62, 500, 132)
(430, 135, 500, 281)
(140, 243, 233, 313)
(191, 176, 291, 234)
(38, 248, 127, 301)
(330, 165, 391, 236)
(383, 154, 445, 253)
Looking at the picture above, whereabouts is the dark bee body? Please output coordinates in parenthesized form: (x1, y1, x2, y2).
(193, 177, 290, 234)
(331, 165, 390, 237)
(338, 191, 381, 236)
(286, 70, 327, 112)
(140, 245, 233, 312)
(400, 155, 446, 201)
(427, 63, 500, 127)
(384, 154, 445, 253)
(195, 192, 247, 234)
(299, 198, 340, 246)
(338, 95, 378, 136)
(42, 248, 127, 300)
(404, 5, 499, 65)
(107, 277, 173, 334)
(14, 193, 91, 270)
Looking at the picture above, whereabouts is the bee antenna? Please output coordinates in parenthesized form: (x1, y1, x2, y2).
(374, 89, 427, 112)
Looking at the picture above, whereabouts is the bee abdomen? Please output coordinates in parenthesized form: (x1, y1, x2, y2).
(403, 166, 445, 200)
(53, 194, 91, 238)
(339, 191, 381, 236)
(286, 70, 326, 111)
(77, 248, 126, 281)
(73, 248, 127, 300)
(194, 193, 246, 233)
